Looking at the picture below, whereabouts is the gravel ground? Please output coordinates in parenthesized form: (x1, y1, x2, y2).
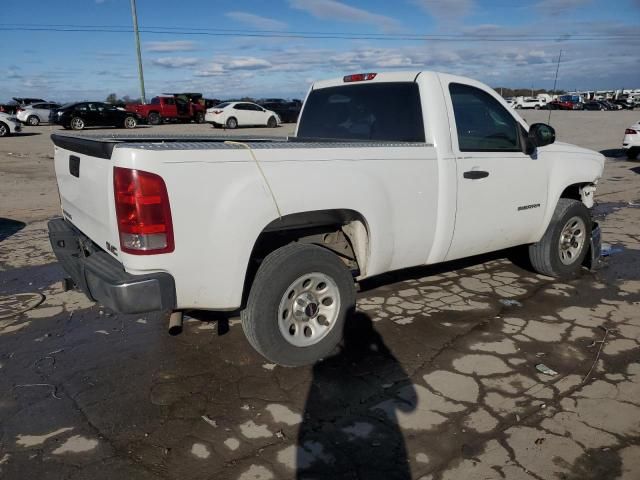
(0, 112, 639, 480)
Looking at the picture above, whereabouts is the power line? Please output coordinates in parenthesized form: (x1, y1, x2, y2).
(0, 25, 638, 42)
(1, 22, 638, 38)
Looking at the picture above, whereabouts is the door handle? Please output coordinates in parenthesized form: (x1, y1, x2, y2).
(463, 170, 489, 180)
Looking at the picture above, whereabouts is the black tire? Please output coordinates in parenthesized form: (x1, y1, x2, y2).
(0, 122, 9, 137)
(70, 117, 85, 130)
(627, 147, 639, 160)
(123, 116, 137, 129)
(241, 243, 356, 367)
(267, 116, 277, 128)
(528, 198, 591, 278)
(148, 112, 161, 125)
(27, 115, 40, 126)
(534, 105, 540, 110)
(226, 117, 238, 129)
(194, 112, 205, 124)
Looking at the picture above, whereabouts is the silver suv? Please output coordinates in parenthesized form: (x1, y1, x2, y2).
(16, 102, 60, 126)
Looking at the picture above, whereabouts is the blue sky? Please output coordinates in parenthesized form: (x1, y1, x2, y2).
(1, 0, 639, 102)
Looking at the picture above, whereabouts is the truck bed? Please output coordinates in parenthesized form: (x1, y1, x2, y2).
(51, 132, 430, 159)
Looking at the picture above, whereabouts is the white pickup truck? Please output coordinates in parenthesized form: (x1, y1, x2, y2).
(515, 96, 549, 110)
(48, 71, 604, 366)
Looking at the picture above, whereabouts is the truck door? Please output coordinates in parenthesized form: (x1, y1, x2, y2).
(444, 82, 548, 261)
(163, 97, 177, 118)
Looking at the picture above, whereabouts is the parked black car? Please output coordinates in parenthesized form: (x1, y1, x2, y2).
(257, 100, 302, 123)
(584, 101, 608, 111)
(613, 100, 635, 110)
(51, 102, 140, 130)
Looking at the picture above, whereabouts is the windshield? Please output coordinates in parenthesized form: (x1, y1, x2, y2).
(297, 82, 425, 142)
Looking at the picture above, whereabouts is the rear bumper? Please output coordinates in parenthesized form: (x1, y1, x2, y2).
(48, 218, 176, 314)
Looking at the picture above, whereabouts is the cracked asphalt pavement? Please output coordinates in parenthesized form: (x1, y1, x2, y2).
(1, 112, 639, 480)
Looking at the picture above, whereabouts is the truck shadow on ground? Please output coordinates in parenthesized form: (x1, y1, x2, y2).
(0, 218, 26, 242)
(296, 311, 414, 479)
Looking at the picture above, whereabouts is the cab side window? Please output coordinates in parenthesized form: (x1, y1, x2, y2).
(449, 83, 521, 152)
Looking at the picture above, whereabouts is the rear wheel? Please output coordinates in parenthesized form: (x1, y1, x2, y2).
(627, 147, 639, 160)
(148, 112, 161, 125)
(528, 198, 591, 278)
(267, 116, 277, 128)
(241, 243, 356, 366)
(0, 122, 9, 137)
(226, 117, 238, 129)
(123, 116, 137, 129)
(70, 117, 85, 130)
(27, 115, 40, 126)
(194, 112, 205, 124)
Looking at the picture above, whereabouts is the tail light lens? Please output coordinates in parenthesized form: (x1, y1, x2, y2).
(113, 167, 174, 255)
(625, 129, 637, 134)
(343, 73, 377, 82)
(213, 110, 223, 114)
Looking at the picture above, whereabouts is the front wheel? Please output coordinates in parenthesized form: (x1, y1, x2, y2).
(267, 116, 277, 128)
(241, 243, 356, 367)
(0, 122, 9, 137)
(70, 117, 85, 130)
(627, 147, 639, 160)
(528, 198, 591, 278)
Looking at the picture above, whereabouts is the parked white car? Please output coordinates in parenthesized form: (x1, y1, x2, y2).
(49, 70, 604, 366)
(205, 102, 280, 129)
(622, 120, 640, 159)
(16, 102, 60, 126)
(0, 112, 22, 136)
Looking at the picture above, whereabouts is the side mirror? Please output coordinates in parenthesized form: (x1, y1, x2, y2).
(526, 123, 556, 154)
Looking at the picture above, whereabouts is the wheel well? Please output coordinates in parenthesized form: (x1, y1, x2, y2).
(560, 183, 583, 201)
(241, 209, 369, 306)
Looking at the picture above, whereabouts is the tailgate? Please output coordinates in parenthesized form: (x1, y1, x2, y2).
(52, 134, 120, 257)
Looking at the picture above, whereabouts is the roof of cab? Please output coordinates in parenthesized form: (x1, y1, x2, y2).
(312, 71, 424, 90)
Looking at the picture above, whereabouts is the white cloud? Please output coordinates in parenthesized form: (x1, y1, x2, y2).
(412, 0, 474, 20)
(195, 57, 272, 77)
(152, 57, 200, 68)
(145, 41, 198, 53)
(288, 0, 401, 31)
(225, 11, 287, 30)
(227, 57, 272, 70)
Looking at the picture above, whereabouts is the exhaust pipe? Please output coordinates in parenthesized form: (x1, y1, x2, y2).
(168, 310, 183, 335)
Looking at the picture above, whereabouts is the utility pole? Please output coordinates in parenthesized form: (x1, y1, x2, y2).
(130, 0, 147, 104)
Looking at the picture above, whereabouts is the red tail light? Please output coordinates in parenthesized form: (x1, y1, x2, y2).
(625, 128, 637, 135)
(213, 110, 223, 114)
(343, 73, 377, 82)
(113, 167, 174, 255)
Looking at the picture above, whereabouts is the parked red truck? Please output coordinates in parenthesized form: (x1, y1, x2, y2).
(126, 93, 206, 125)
